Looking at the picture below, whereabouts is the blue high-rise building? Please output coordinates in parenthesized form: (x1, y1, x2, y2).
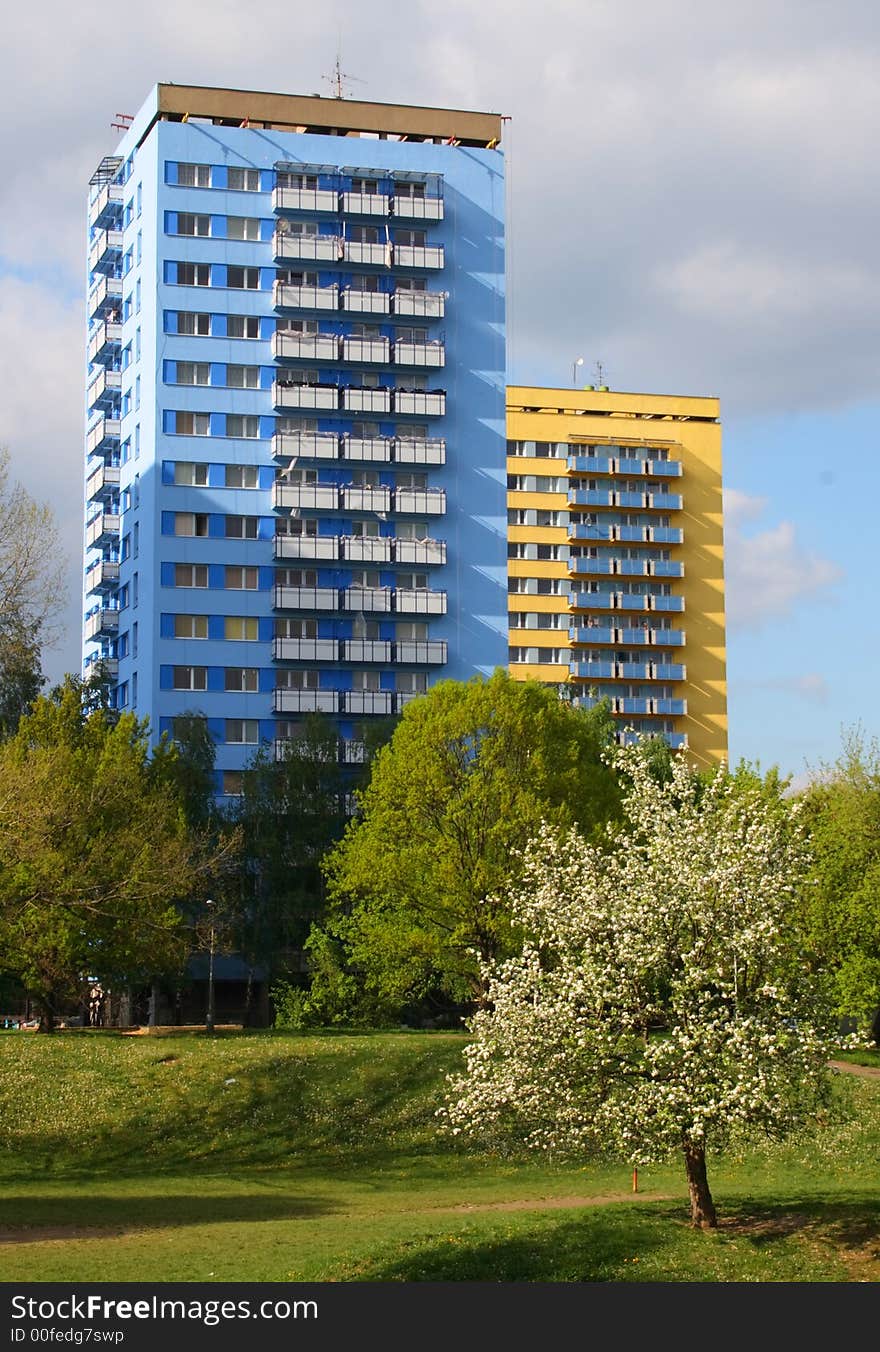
(83, 84, 507, 792)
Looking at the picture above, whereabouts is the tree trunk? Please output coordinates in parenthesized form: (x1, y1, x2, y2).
(243, 969, 254, 1028)
(37, 998, 56, 1034)
(682, 1138, 717, 1228)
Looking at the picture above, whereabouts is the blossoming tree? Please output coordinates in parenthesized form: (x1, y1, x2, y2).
(441, 744, 837, 1227)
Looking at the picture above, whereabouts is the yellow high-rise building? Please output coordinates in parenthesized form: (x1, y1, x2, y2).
(506, 386, 727, 768)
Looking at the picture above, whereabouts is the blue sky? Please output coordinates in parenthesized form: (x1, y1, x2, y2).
(1, 0, 877, 784)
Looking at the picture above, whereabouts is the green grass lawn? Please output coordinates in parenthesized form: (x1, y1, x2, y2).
(0, 1029, 878, 1282)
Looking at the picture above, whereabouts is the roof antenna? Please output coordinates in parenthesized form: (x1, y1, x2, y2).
(593, 360, 608, 389)
(323, 40, 365, 99)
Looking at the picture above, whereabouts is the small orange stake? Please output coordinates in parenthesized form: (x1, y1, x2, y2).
(632, 1167, 639, 1193)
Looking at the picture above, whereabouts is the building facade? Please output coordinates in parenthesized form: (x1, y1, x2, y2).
(83, 84, 507, 791)
(507, 386, 727, 768)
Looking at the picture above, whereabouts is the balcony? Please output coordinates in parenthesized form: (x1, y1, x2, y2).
(341, 191, 390, 216)
(273, 381, 339, 411)
(273, 331, 339, 363)
(394, 244, 444, 270)
(569, 490, 614, 508)
(395, 640, 447, 665)
(341, 639, 393, 663)
(85, 512, 120, 548)
(86, 367, 121, 411)
(89, 182, 123, 228)
(273, 637, 339, 662)
(653, 663, 687, 680)
(273, 481, 339, 511)
(84, 559, 120, 594)
(88, 320, 122, 365)
(84, 608, 120, 642)
(274, 585, 339, 611)
(85, 417, 121, 457)
(272, 186, 338, 214)
(345, 690, 394, 715)
(394, 390, 445, 417)
(340, 434, 393, 463)
(395, 488, 446, 516)
(88, 275, 123, 322)
(341, 336, 390, 364)
(569, 662, 616, 679)
(392, 288, 445, 319)
(85, 462, 120, 503)
(615, 627, 686, 647)
(273, 688, 341, 714)
(567, 455, 614, 475)
(648, 493, 683, 511)
(342, 387, 391, 414)
(394, 340, 445, 368)
(87, 655, 119, 679)
(341, 739, 367, 764)
(392, 195, 444, 221)
(273, 282, 339, 312)
(393, 437, 446, 467)
(616, 457, 683, 479)
(341, 536, 392, 563)
(341, 485, 391, 513)
(274, 231, 344, 263)
(342, 587, 392, 613)
(273, 534, 339, 561)
(345, 240, 390, 266)
(340, 288, 391, 315)
(394, 538, 446, 566)
(650, 461, 683, 477)
(395, 588, 447, 615)
(88, 229, 123, 276)
(272, 431, 339, 461)
(568, 557, 684, 579)
(569, 626, 616, 645)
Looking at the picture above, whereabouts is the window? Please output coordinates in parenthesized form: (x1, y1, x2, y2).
(226, 415, 259, 439)
(227, 167, 260, 192)
(176, 263, 211, 287)
(277, 317, 319, 335)
(395, 326, 420, 343)
(281, 467, 318, 487)
(177, 162, 211, 188)
(174, 513, 209, 537)
(395, 181, 426, 199)
(396, 621, 427, 641)
(275, 669, 320, 690)
(395, 374, 425, 391)
(396, 471, 427, 489)
(174, 462, 209, 486)
(226, 216, 260, 240)
(397, 671, 427, 693)
(394, 519, 429, 540)
(278, 517, 317, 538)
(225, 465, 259, 489)
(226, 314, 261, 339)
(177, 311, 211, 336)
(175, 362, 210, 385)
(278, 268, 319, 286)
(349, 224, 379, 243)
(176, 213, 210, 237)
(174, 614, 208, 639)
(226, 365, 259, 389)
(227, 266, 260, 290)
(394, 275, 426, 292)
(278, 172, 318, 190)
(222, 771, 244, 796)
(226, 719, 259, 743)
(275, 568, 317, 587)
(225, 616, 258, 641)
(351, 273, 379, 293)
(352, 518, 379, 538)
(353, 669, 380, 692)
(173, 411, 210, 436)
(352, 177, 379, 194)
(225, 515, 259, 539)
(280, 219, 318, 237)
(225, 667, 258, 692)
(396, 572, 428, 590)
(174, 563, 209, 588)
(397, 423, 428, 440)
(350, 569, 381, 589)
(394, 229, 426, 247)
(225, 565, 259, 589)
(173, 665, 207, 690)
(275, 617, 317, 638)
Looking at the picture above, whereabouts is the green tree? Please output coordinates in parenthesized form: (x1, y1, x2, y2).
(321, 671, 619, 1017)
(0, 680, 214, 1030)
(800, 728, 880, 1039)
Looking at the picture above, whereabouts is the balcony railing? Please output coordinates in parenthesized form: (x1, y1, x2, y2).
(274, 585, 339, 611)
(395, 640, 447, 664)
(568, 557, 685, 579)
(88, 182, 123, 228)
(273, 637, 339, 662)
(340, 288, 391, 314)
(273, 282, 339, 312)
(341, 485, 392, 513)
(344, 690, 394, 715)
(272, 431, 339, 461)
(273, 688, 341, 713)
(392, 289, 445, 319)
(86, 367, 121, 411)
(84, 559, 120, 594)
(393, 390, 445, 417)
(272, 381, 339, 410)
(272, 186, 339, 214)
(393, 437, 446, 466)
(341, 639, 393, 663)
(394, 341, 445, 368)
(342, 387, 391, 414)
(273, 331, 339, 363)
(88, 229, 123, 276)
(88, 321, 122, 365)
(569, 622, 685, 647)
(84, 608, 120, 642)
(273, 482, 339, 511)
(341, 536, 392, 563)
(394, 588, 447, 614)
(85, 513, 120, 548)
(391, 195, 444, 221)
(342, 587, 392, 613)
(342, 336, 390, 364)
(340, 435, 393, 463)
(85, 463, 121, 502)
(394, 244, 444, 270)
(393, 538, 446, 566)
(345, 240, 390, 266)
(341, 191, 390, 216)
(88, 275, 123, 321)
(395, 488, 446, 516)
(340, 739, 367, 764)
(273, 534, 339, 560)
(86, 418, 121, 455)
(274, 231, 344, 262)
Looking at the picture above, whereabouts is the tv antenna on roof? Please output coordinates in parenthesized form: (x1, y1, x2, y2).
(323, 45, 365, 99)
(593, 360, 608, 388)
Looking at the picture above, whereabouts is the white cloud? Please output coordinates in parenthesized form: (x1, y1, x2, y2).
(723, 488, 843, 630)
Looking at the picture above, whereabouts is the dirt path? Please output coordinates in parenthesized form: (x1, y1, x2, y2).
(829, 1059, 880, 1079)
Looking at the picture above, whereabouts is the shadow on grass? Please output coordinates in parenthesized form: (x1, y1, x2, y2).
(719, 1196, 880, 1252)
(0, 1191, 335, 1239)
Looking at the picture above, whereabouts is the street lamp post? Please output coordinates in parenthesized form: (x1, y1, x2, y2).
(572, 356, 584, 385)
(205, 899, 215, 1035)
